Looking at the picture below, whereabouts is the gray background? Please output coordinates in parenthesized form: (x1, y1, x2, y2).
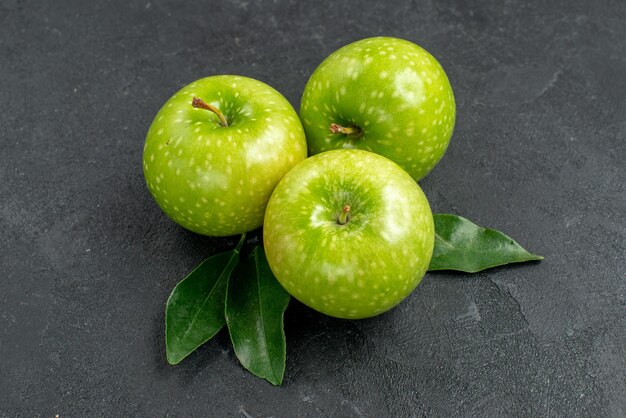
(1, 0, 625, 416)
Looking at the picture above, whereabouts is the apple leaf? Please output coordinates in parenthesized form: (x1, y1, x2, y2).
(225, 246, 290, 385)
(429, 214, 543, 273)
(165, 234, 245, 365)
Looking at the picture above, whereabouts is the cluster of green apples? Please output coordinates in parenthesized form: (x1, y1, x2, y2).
(143, 37, 455, 319)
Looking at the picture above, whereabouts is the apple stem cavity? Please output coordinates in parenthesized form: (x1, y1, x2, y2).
(337, 204, 351, 225)
(192, 97, 229, 127)
(330, 123, 361, 136)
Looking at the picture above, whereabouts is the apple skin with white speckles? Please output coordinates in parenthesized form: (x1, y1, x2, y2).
(300, 37, 455, 181)
(263, 149, 434, 319)
(143, 75, 307, 236)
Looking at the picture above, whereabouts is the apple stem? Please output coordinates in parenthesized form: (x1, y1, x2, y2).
(330, 123, 361, 136)
(337, 205, 351, 225)
(192, 97, 229, 127)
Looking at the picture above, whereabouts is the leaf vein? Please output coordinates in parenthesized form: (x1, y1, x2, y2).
(254, 249, 276, 381)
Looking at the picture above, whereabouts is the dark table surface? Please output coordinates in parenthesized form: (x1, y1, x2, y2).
(1, 0, 625, 416)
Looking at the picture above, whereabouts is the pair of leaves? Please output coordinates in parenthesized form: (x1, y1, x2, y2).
(428, 214, 543, 273)
(165, 236, 289, 385)
(165, 213, 542, 385)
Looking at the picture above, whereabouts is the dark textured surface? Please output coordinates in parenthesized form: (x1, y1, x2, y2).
(1, 0, 625, 416)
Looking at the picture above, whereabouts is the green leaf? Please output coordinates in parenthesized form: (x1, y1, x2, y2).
(225, 246, 290, 385)
(165, 234, 245, 365)
(429, 214, 543, 273)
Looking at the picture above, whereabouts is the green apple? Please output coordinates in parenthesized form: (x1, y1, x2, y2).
(143, 75, 307, 236)
(300, 37, 455, 181)
(263, 149, 434, 319)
